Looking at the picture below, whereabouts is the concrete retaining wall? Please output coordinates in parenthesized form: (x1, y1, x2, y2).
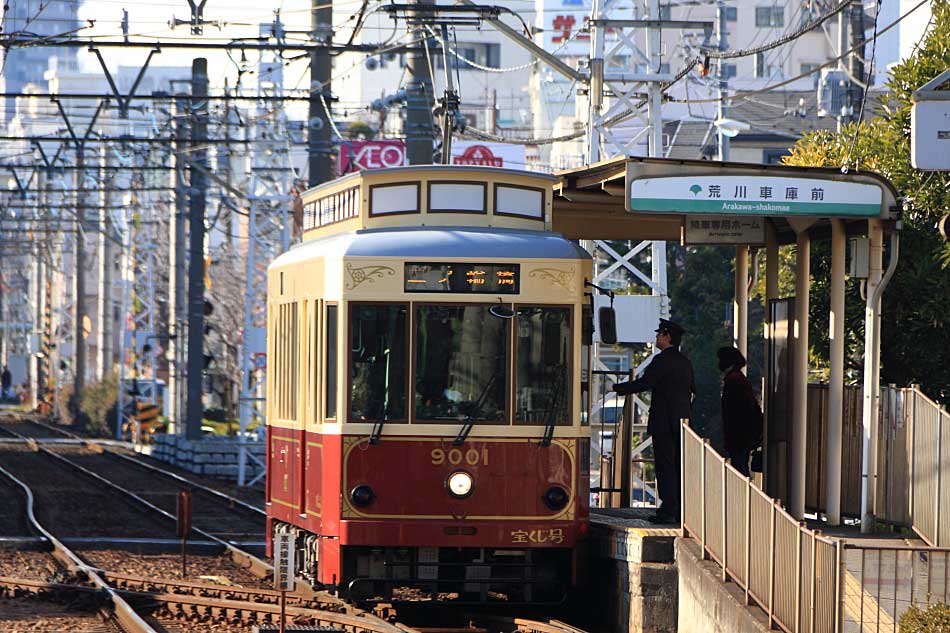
(147, 433, 265, 480)
(676, 537, 770, 633)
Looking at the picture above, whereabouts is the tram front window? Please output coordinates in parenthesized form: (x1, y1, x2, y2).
(350, 304, 407, 421)
(516, 307, 571, 425)
(415, 305, 508, 423)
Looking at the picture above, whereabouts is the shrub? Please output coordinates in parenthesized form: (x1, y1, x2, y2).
(80, 373, 119, 437)
(901, 602, 950, 632)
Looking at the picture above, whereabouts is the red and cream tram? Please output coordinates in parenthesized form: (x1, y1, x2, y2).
(265, 165, 592, 603)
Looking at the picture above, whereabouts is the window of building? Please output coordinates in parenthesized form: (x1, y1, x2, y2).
(721, 63, 737, 79)
(326, 304, 337, 419)
(754, 52, 772, 78)
(414, 305, 508, 423)
(515, 307, 571, 426)
(349, 304, 407, 422)
(659, 4, 672, 20)
(436, 42, 501, 70)
(725, 6, 737, 21)
(800, 62, 820, 76)
(763, 149, 789, 164)
(755, 5, 784, 27)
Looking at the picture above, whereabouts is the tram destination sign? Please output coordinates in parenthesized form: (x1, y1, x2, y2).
(629, 175, 883, 217)
(405, 262, 520, 294)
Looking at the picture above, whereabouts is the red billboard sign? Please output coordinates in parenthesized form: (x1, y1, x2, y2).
(338, 140, 407, 175)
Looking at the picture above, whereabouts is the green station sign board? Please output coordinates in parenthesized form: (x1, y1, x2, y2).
(629, 175, 884, 217)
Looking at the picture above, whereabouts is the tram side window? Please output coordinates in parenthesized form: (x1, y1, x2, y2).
(326, 305, 337, 420)
(276, 302, 299, 420)
(515, 307, 571, 425)
(349, 304, 407, 422)
(415, 305, 508, 423)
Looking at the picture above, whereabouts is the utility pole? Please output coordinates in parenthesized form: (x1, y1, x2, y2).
(716, 0, 730, 162)
(72, 142, 87, 411)
(836, 5, 850, 132)
(406, 0, 434, 164)
(168, 95, 189, 432)
(849, 2, 866, 119)
(96, 143, 112, 381)
(185, 58, 209, 441)
(309, 0, 333, 186)
(438, 24, 459, 164)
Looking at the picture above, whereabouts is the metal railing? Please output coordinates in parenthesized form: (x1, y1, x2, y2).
(682, 421, 842, 633)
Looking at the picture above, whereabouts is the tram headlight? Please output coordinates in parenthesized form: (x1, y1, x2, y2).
(446, 471, 474, 498)
(543, 486, 570, 511)
(350, 484, 376, 507)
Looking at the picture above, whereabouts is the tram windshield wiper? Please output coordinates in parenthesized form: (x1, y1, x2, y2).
(453, 371, 499, 446)
(539, 365, 567, 447)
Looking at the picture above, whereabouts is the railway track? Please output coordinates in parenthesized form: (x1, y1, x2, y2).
(0, 414, 592, 633)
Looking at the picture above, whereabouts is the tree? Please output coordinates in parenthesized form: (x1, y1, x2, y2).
(781, 1, 950, 403)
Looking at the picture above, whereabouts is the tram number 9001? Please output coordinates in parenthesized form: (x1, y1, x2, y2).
(430, 448, 489, 467)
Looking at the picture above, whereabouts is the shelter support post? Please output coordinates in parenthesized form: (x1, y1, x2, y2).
(826, 219, 846, 526)
(734, 245, 749, 361)
(790, 228, 811, 520)
(861, 219, 884, 532)
(763, 220, 779, 493)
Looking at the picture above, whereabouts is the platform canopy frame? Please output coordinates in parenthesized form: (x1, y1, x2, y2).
(552, 157, 900, 530)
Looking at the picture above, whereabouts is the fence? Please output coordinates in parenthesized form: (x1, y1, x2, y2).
(682, 422, 842, 633)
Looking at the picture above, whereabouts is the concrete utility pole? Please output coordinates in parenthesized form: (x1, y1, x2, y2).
(406, 0, 434, 164)
(849, 2, 866, 119)
(168, 95, 189, 432)
(836, 5, 850, 132)
(72, 144, 87, 405)
(716, 0, 730, 162)
(308, 0, 333, 185)
(185, 58, 209, 441)
(95, 143, 112, 381)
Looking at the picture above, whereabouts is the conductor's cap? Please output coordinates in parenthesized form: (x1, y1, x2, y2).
(655, 318, 685, 337)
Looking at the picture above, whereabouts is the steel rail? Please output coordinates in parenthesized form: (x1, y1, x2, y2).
(0, 464, 158, 633)
(26, 417, 265, 517)
(0, 422, 271, 577)
(0, 576, 407, 632)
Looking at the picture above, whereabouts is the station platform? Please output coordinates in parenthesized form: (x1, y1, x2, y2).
(588, 508, 678, 633)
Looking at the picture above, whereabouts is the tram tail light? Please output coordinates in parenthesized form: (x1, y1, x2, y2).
(543, 486, 569, 511)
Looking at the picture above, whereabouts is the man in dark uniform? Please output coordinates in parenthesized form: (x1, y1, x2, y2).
(612, 319, 695, 524)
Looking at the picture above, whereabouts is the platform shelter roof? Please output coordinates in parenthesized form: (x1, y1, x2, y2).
(551, 156, 901, 245)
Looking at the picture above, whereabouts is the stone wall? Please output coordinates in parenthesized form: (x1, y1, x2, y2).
(148, 433, 265, 480)
(588, 515, 678, 633)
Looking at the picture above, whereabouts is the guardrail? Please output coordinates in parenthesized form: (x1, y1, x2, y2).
(682, 421, 842, 633)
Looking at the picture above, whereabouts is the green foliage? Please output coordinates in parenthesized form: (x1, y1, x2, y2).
(781, 0, 950, 402)
(80, 373, 119, 437)
(900, 602, 950, 632)
(54, 374, 118, 436)
(668, 244, 765, 430)
(346, 121, 377, 140)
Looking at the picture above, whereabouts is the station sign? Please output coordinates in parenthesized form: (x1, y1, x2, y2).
(534, 0, 598, 57)
(683, 215, 766, 245)
(629, 175, 883, 217)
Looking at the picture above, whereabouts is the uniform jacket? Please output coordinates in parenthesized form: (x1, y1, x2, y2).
(614, 346, 695, 434)
(721, 368, 763, 454)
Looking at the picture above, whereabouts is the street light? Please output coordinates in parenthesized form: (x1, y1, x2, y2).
(713, 117, 751, 138)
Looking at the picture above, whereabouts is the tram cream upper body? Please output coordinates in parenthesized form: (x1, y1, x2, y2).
(267, 166, 592, 440)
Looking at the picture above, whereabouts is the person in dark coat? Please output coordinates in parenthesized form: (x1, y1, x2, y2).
(612, 319, 695, 524)
(0, 366, 10, 400)
(717, 346, 763, 477)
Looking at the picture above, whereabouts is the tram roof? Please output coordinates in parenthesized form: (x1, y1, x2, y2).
(551, 156, 901, 244)
(273, 226, 591, 268)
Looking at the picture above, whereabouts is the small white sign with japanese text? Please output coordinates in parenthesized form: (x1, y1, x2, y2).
(683, 215, 766, 245)
(273, 533, 296, 592)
